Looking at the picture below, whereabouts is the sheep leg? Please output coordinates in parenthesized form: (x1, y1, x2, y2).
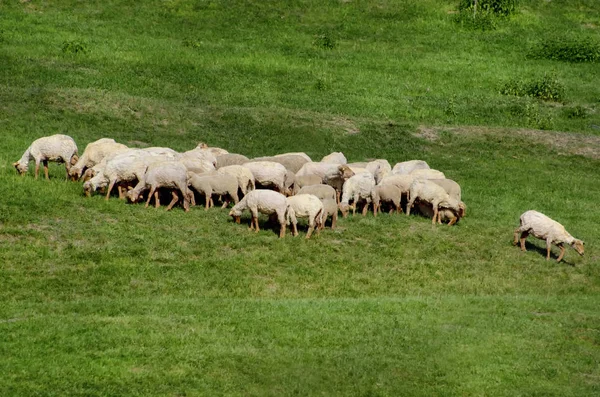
(145, 187, 156, 208)
(33, 161, 40, 179)
(556, 244, 565, 262)
(105, 179, 117, 200)
(513, 228, 521, 246)
(406, 198, 415, 216)
(306, 224, 314, 239)
(447, 214, 458, 226)
(154, 191, 161, 208)
(166, 191, 179, 211)
(43, 160, 49, 180)
(352, 201, 357, 216)
(546, 239, 553, 261)
(253, 216, 260, 233)
(331, 212, 337, 230)
(519, 231, 529, 252)
(279, 223, 286, 238)
(362, 203, 369, 216)
(292, 222, 298, 237)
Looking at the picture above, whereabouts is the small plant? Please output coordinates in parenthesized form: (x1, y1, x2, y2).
(500, 73, 565, 102)
(182, 38, 202, 48)
(313, 32, 336, 50)
(445, 95, 458, 117)
(528, 36, 600, 63)
(564, 105, 588, 119)
(458, 0, 518, 16)
(61, 40, 88, 54)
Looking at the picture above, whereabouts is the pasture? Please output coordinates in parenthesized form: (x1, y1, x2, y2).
(1, 0, 599, 395)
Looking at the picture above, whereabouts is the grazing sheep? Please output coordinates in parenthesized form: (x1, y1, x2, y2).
(339, 172, 377, 217)
(216, 153, 250, 169)
(286, 194, 324, 239)
(296, 162, 355, 202)
(252, 154, 311, 174)
(179, 156, 216, 175)
(430, 178, 462, 201)
(348, 160, 391, 183)
(321, 152, 347, 164)
(373, 184, 402, 216)
(410, 168, 446, 180)
(295, 174, 323, 190)
(513, 210, 585, 262)
(242, 161, 288, 193)
(83, 151, 168, 200)
(320, 198, 339, 230)
(217, 165, 255, 196)
(228, 190, 288, 238)
(406, 179, 462, 225)
(378, 174, 414, 213)
(417, 202, 466, 225)
(69, 139, 128, 181)
(392, 160, 430, 175)
(126, 161, 191, 211)
(14, 134, 78, 180)
(188, 172, 239, 210)
(297, 184, 336, 201)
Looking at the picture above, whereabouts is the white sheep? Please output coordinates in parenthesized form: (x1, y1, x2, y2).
(339, 172, 376, 217)
(348, 160, 391, 184)
(188, 172, 239, 210)
(286, 194, 324, 239)
(228, 190, 288, 238)
(83, 151, 168, 200)
(242, 161, 288, 194)
(296, 162, 355, 202)
(320, 198, 339, 230)
(429, 178, 462, 201)
(252, 154, 311, 174)
(126, 161, 191, 211)
(14, 134, 78, 180)
(378, 174, 414, 213)
(410, 168, 446, 180)
(417, 202, 466, 225)
(216, 153, 251, 169)
(321, 152, 347, 164)
(69, 139, 128, 181)
(392, 160, 430, 175)
(513, 210, 584, 262)
(297, 184, 336, 201)
(217, 165, 256, 196)
(406, 179, 462, 225)
(372, 184, 402, 216)
(295, 174, 323, 190)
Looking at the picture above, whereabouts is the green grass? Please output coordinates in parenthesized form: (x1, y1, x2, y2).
(1, 0, 600, 395)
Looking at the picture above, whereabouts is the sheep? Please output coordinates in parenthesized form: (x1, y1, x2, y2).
(216, 153, 250, 169)
(372, 184, 402, 216)
(14, 134, 78, 180)
(417, 202, 466, 225)
(339, 172, 376, 217)
(187, 172, 239, 210)
(410, 168, 446, 180)
(348, 160, 391, 183)
(252, 154, 310, 174)
(69, 139, 129, 181)
(320, 198, 339, 230)
(126, 161, 191, 211)
(296, 162, 355, 202)
(392, 160, 430, 175)
(194, 142, 229, 157)
(378, 174, 414, 213)
(297, 184, 336, 201)
(83, 151, 168, 200)
(179, 156, 216, 175)
(429, 178, 462, 201)
(295, 174, 323, 190)
(406, 179, 462, 225)
(513, 210, 585, 262)
(217, 165, 256, 196)
(286, 194, 324, 239)
(242, 161, 288, 193)
(228, 190, 288, 238)
(321, 152, 347, 164)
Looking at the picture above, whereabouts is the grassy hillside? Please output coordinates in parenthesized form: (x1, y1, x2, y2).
(1, 1, 599, 396)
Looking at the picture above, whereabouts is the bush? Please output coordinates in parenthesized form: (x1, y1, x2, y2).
(500, 73, 565, 102)
(61, 40, 87, 54)
(563, 105, 589, 119)
(528, 36, 600, 63)
(458, 0, 518, 16)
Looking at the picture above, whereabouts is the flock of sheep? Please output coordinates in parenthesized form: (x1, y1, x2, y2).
(13, 133, 585, 262)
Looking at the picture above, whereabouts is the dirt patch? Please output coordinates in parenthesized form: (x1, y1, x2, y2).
(414, 125, 600, 160)
(327, 116, 360, 135)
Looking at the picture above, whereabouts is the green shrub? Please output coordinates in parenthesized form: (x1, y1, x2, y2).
(528, 36, 600, 63)
(458, 0, 519, 16)
(61, 40, 88, 54)
(563, 105, 589, 119)
(500, 73, 565, 102)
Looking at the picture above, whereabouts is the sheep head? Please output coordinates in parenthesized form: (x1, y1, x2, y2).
(338, 202, 350, 218)
(82, 181, 93, 197)
(70, 155, 79, 166)
(571, 239, 585, 256)
(82, 168, 96, 182)
(229, 207, 242, 224)
(13, 161, 27, 175)
(458, 201, 466, 218)
(338, 165, 355, 180)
